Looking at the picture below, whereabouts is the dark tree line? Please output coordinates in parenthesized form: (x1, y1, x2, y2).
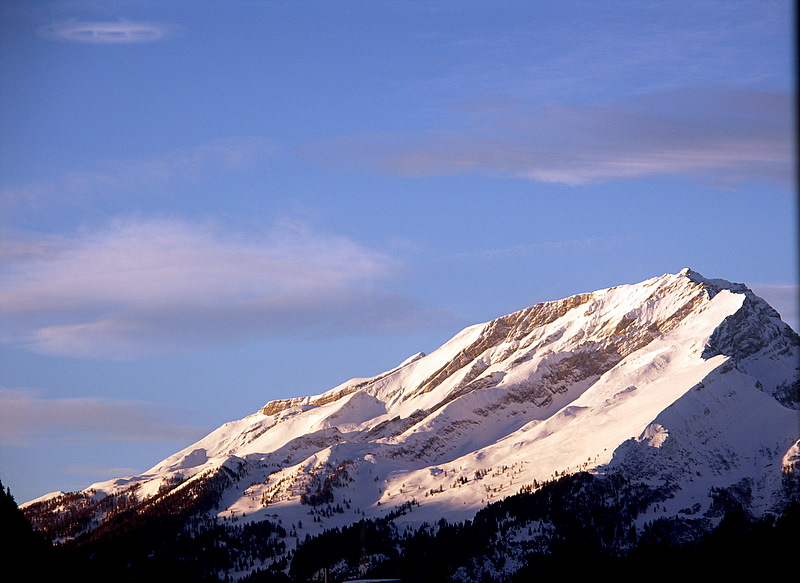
(13, 468, 800, 582)
(1, 479, 54, 572)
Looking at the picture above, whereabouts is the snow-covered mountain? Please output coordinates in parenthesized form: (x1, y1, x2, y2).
(23, 269, 800, 578)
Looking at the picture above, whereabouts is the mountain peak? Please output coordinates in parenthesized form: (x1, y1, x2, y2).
(678, 266, 753, 296)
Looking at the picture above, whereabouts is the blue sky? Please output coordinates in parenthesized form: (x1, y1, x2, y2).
(0, 0, 796, 503)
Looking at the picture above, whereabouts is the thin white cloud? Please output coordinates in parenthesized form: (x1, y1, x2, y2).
(0, 217, 443, 359)
(0, 137, 275, 209)
(308, 87, 794, 188)
(0, 387, 207, 445)
(64, 463, 145, 480)
(38, 19, 172, 44)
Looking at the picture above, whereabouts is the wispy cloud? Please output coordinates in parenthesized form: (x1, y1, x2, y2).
(448, 235, 635, 262)
(0, 387, 207, 445)
(38, 19, 172, 44)
(0, 216, 444, 359)
(308, 87, 794, 188)
(0, 137, 274, 209)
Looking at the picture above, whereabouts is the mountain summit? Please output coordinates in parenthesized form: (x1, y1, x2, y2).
(23, 269, 800, 579)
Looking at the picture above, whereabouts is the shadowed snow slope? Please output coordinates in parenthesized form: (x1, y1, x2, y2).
(23, 269, 800, 559)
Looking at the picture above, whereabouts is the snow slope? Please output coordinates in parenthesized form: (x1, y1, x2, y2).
(24, 269, 800, 562)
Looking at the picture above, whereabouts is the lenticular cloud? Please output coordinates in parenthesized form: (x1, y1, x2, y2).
(38, 20, 170, 44)
(0, 217, 417, 359)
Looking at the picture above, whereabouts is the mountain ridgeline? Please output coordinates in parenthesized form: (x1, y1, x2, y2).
(21, 269, 800, 581)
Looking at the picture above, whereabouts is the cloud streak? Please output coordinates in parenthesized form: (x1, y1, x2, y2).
(1, 137, 274, 209)
(0, 387, 207, 445)
(309, 87, 794, 188)
(0, 217, 442, 359)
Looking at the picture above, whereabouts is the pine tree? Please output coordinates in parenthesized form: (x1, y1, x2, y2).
(0, 479, 53, 569)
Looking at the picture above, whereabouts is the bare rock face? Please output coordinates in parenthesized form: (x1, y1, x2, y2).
(702, 292, 800, 408)
(23, 269, 800, 576)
